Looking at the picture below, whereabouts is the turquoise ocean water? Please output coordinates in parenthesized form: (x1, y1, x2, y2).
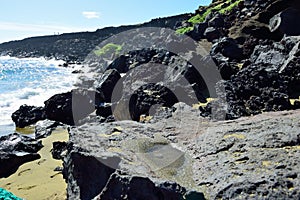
(0, 56, 76, 136)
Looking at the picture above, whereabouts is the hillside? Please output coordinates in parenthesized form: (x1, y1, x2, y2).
(0, 14, 190, 62)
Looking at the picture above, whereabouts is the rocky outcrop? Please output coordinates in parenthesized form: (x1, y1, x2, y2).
(201, 35, 300, 120)
(44, 89, 96, 125)
(11, 105, 46, 128)
(63, 103, 300, 199)
(63, 103, 205, 199)
(0, 133, 43, 178)
(35, 120, 62, 139)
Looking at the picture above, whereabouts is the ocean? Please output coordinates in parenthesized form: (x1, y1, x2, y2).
(0, 56, 76, 136)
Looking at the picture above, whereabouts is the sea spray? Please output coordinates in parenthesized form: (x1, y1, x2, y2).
(0, 56, 77, 136)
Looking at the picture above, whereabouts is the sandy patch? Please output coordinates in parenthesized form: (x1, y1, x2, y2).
(0, 128, 68, 200)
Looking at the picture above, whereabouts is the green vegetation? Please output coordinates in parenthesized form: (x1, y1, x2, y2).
(219, 0, 242, 14)
(94, 43, 122, 56)
(176, 0, 242, 34)
(175, 26, 194, 34)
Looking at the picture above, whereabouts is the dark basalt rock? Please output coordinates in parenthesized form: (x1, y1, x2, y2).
(35, 120, 62, 139)
(95, 104, 113, 118)
(0, 133, 43, 178)
(128, 83, 179, 121)
(204, 27, 222, 42)
(44, 91, 73, 125)
(63, 105, 205, 199)
(64, 103, 300, 199)
(51, 141, 67, 160)
(208, 13, 225, 28)
(211, 37, 244, 61)
(44, 89, 96, 125)
(97, 173, 205, 200)
(109, 48, 210, 121)
(95, 69, 121, 103)
(11, 105, 46, 128)
(269, 8, 300, 36)
(63, 152, 120, 200)
(187, 22, 208, 41)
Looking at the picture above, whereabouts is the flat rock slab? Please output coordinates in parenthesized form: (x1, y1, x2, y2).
(65, 104, 300, 199)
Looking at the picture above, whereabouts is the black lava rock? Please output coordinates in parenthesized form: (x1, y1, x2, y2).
(0, 133, 43, 178)
(11, 105, 46, 128)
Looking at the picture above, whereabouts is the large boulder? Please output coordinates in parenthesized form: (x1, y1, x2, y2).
(95, 69, 121, 103)
(269, 8, 300, 36)
(211, 37, 244, 61)
(44, 89, 96, 125)
(204, 27, 222, 42)
(111, 50, 210, 121)
(0, 133, 43, 178)
(35, 120, 62, 139)
(63, 105, 205, 200)
(11, 105, 46, 128)
(187, 22, 208, 41)
(64, 104, 300, 199)
(208, 13, 225, 28)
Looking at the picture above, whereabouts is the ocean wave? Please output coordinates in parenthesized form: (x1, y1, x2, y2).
(0, 57, 77, 132)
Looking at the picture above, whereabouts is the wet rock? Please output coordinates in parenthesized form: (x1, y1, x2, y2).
(11, 105, 46, 128)
(0, 133, 43, 178)
(35, 120, 62, 139)
(269, 8, 300, 36)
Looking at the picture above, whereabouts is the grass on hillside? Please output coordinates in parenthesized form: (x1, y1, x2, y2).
(176, 0, 242, 34)
(94, 43, 123, 56)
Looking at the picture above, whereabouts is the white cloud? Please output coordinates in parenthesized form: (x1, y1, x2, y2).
(82, 11, 100, 19)
(0, 22, 85, 33)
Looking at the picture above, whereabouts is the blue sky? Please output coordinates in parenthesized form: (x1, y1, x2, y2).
(0, 0, 211, 43)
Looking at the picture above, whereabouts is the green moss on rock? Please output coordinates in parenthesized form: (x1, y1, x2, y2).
(94, 43, 123, 56)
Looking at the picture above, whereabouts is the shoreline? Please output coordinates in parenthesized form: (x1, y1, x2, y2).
(0, 128, 68, 200)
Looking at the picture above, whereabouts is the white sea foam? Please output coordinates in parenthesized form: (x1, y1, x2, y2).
(0, 56, 78, 136)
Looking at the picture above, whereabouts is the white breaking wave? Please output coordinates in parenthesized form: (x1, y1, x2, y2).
(0, 56, 78, 134)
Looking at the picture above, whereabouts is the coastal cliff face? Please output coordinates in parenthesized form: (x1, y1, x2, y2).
(2, 0, 300, 199)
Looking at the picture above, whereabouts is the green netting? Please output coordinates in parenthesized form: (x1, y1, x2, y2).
(0, 188, 22, 200)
